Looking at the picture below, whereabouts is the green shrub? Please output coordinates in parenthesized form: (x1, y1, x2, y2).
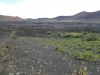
(75, 51, 95, 61)
(66, 50, 71, 55)
(93, 54, 100, 62)
(82, 33, 98, 41)
(75, 51, 85, 60)
(56, 32, 62, 37)
(83, 51, 94, 59)
(86, 46, 92, 50)
(12, 35, 18, 39)
(62, 34, 75, 38)
(55, 47, 65, 54)
(74, 35, 81, 38)
(47, 31, 53, 35)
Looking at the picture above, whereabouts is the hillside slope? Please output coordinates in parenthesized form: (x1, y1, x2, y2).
(0, 15, 24, 21)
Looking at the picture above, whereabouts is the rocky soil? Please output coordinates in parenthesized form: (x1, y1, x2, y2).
(0, 35, 100, 75)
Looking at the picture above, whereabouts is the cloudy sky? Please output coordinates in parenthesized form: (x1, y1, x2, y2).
(0, 0, 100, 19)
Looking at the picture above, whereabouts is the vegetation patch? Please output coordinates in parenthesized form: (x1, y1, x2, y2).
(12, 34, 18, 39)
(72, 65, 89, 75)
(35, 32, 100, 63)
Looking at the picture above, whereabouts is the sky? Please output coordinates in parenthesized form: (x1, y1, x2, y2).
(0, 0, 100, 19)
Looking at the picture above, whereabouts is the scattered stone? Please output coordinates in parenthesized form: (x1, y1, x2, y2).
(9, 73, 14, 75)
(38, 52, 41, 53)
(45, 46, 48, 48)
(14, 65, 16, 68)
(49, 62, 52, 65)
(39, 70, 41, 72)
(62, 57, 66, 60)
(84, 66, 87, 68)
(16, 72, 20, 75)
(30, 65, 33, 68)
(97, 69, 99, 71)
(32, 61, 35, 63)
(54, 65, 56, 68)
(90, 72, 93, 75)
(65, 73, 68, 75)
(43, 63, 48, 65)
(37, 62, 40, 64)
(97, 67, 100, 69)
(31, 67, 34, 69)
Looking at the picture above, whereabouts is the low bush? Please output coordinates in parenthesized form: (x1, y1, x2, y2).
(82, 33, 99, 41)
(75, 51, 85, 60)
(56, 32, 62, 37)
(55, 47, 65, 54)
(47, 31, 53, 35)
(75, 51, 96, 61)
(62, 34, 75, 38)
(2, 55, 11, 62)
(12, 34, 18, 39)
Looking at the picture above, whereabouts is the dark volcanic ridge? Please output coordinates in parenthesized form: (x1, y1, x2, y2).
(1, 10, 100, 23)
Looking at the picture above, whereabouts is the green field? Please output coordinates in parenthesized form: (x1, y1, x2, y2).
(31, 32, 100, 63)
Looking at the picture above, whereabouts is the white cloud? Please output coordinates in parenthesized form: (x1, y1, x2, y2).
(0, 0, 100, 19)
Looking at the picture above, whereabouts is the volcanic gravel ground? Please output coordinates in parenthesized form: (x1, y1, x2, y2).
(0, 36, 100, 75)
